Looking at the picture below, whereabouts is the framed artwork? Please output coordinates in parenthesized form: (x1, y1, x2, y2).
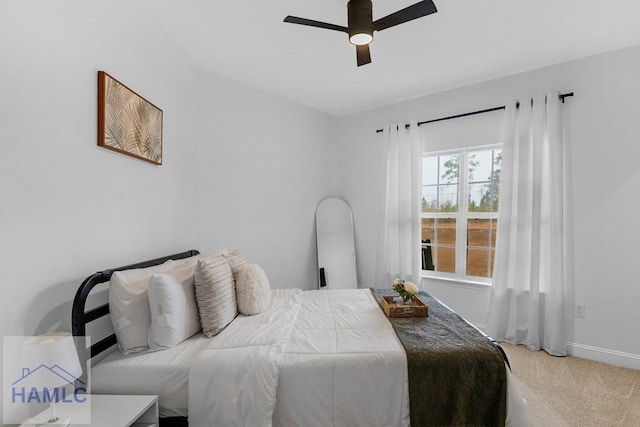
(97, 71, 163, 165)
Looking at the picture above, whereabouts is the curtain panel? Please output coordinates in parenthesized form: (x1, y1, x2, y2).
(375, 122, 422, 287)
(487, 92, 572, 356)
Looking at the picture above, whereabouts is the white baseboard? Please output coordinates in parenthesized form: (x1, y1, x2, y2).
(567, 342, 640, 370)
(469, 330, 640, 370)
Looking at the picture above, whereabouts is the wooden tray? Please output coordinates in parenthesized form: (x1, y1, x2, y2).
(381, 295, 428, 318)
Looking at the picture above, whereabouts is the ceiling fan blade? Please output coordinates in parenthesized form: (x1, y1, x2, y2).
(356, 44, 371, 67)
(284, 16, 348, 33)
(373, 0, 437, 32)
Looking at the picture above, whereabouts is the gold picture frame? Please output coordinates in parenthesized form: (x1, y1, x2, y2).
(97, 71, 163, 165)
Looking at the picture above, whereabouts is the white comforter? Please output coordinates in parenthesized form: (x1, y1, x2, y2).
(188, 288, 408, 427)
(188, 288, 529, 427)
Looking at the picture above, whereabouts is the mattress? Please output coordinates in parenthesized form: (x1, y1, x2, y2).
(90, 332, 210, 417)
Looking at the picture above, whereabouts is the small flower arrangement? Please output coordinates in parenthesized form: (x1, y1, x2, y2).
(392, 279, 419, 303)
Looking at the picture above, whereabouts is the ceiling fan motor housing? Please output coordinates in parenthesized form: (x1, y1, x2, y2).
(348, 0, 373, 44)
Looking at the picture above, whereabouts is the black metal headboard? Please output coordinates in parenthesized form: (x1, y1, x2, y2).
(71, 249, 200, 362)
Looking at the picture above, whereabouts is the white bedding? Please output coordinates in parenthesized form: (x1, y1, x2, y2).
(274, 289, 410, 427)
(189, 288, 410, 427)
(91, 333, 210, 417)
(188, 288, 300, 426)
(92, 288, 530, 426)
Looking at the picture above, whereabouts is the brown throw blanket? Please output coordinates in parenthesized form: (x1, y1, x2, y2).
(370, 289, 507, 427)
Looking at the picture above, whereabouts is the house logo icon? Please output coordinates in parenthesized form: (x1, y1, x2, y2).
(11, 365, 87, 404)
(3, 335, 92, 424)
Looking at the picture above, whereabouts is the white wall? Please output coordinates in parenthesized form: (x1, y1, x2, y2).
(193, 70, 337, 289)
(0, 0, 337, 351)
(336, 45, 640, 368)
(0, 2, 200, 341)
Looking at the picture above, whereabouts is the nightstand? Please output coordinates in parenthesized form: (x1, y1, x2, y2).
(19, 394, 158, 427)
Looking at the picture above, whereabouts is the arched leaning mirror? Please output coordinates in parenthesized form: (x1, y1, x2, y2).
(315, 197, 357, 289)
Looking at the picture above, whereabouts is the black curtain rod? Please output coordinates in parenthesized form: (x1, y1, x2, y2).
(375, 92, 574, 133)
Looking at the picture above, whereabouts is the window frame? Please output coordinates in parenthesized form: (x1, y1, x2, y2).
(421, 144, 501, 284)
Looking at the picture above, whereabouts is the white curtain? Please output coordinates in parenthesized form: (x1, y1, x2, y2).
(375, 122, 422, 287)
(487, 92, 571, 356)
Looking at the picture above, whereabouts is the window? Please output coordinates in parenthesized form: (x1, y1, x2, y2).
(421, 146, 502, 281)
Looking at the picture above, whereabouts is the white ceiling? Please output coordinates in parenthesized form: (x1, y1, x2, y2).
(147, 0, 640, 117)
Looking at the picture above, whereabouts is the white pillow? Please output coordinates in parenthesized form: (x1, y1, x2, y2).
(235, 263, 271, 316)
(147, 271, 201, 351)
(109, 256, 200, 355)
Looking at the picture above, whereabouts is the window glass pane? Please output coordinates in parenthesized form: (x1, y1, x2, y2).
(437, 218, 456, 245)
(492, 151, 502, 212)
(421, 243, 434, 271)
(468, 183, 490, 212)
(467, 219, 490, 248)
(435, 246, 455, 273)
(467, 151, 491, 183)
(439, 154, 459, 185)
(467, 248, 490, 277)
(466, 219, 498, 277)
(438, 184, 458, 212)
(490, 219, 497, 247)
(423, 155, 459, 212)
(421, 218, 435, 242)
(421, 219, 435, 271)
(467, 149, 501, 212)
(422, 186, 438, 212)
(435, 218, 455, 272)
(422, 218, 456, 273)
(422, 156, 438, 185)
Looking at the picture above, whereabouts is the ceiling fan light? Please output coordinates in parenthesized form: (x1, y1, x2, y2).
(349, 32, 373, 45)
(348, 0, 373, 45)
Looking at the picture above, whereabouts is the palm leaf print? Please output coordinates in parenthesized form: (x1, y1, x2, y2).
(99, 72, 163, 164)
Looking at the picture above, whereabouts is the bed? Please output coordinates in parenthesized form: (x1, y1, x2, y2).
(72, 250, 530, 427)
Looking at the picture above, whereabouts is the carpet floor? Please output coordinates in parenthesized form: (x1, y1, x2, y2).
(501, 342, 640, 426)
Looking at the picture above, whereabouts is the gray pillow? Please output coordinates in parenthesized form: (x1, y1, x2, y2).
(194, 255, 237, 337)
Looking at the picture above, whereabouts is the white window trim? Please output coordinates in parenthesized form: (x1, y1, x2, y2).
(421, 144, 501, 284)
(421, 273, 493, 288)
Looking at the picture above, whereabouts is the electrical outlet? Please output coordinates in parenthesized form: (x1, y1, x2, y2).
(574, 303, 586, 318)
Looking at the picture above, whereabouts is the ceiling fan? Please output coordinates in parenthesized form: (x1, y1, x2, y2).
(283, 0, 438, 67)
